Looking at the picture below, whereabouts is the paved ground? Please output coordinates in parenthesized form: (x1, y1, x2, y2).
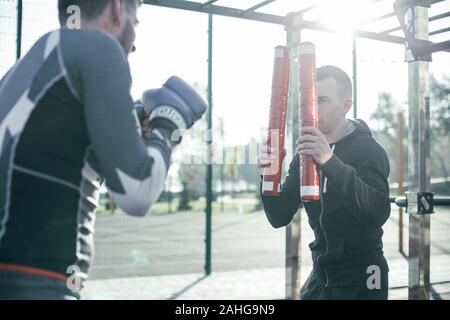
(83, 206, 450, 300)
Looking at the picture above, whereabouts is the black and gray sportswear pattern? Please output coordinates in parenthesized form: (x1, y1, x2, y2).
(0, 29, 172, 280)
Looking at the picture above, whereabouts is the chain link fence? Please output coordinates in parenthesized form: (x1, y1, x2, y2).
(1, 0, 58, 77)
(0, 0, 19, 76)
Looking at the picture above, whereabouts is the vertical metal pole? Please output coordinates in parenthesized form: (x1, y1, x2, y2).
(407, 6, 430, 300)
(16, 0, 23, 60)
(109, 197, 115, 215)
(220, 118, 224, 213)
(352, 36, 357, 118)
(397, 112, 405, 256)
(205, 13, 213, 276)
(285, 25, 301, 300)
(168, 176, 172, 214)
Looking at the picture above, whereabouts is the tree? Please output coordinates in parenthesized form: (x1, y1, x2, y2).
(370, 92, 406, 187)
(370, 92, 401, 136)
(370, 75, 450, 194)
(430, 75, 450, 192)
(178, 163, 205, 210)
(431, 75, 450, 136)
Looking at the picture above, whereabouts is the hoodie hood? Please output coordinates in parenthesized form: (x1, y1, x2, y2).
(347, 118, 373, 137)
(330, 118, 373, 145)
(349, 119, 372, 136)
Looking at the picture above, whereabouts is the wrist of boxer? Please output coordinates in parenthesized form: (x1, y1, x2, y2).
(145, 129, 174, 169)
(149, 117, 183, 145)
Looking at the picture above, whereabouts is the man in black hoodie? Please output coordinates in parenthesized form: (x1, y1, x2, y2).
(258, 65, 391, 300)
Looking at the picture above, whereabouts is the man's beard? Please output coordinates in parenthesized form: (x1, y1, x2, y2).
(118, 18, 134, 55)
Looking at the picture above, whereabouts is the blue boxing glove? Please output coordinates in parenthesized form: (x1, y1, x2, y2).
(141, 76, 208, 144)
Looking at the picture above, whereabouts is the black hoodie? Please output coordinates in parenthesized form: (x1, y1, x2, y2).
(261, 119, 391, 287)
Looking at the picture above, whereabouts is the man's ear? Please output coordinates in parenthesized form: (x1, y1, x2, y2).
(110, 0, 125, 25)
(342, 99, 352, 116)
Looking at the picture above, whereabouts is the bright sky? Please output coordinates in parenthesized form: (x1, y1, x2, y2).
(1, 0, 449, 148)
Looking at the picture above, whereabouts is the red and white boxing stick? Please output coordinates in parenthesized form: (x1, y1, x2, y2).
(298, 42, 320, 202)
(262, 46, 291, 196)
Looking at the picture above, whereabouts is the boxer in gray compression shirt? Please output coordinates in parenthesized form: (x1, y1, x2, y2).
(0, 28, 174, 294)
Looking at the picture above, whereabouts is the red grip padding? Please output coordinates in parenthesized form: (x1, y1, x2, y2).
(298, 42, 320, 202)
(262, 46, 291, 196)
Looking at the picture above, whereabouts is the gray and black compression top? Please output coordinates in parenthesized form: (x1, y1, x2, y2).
(0, 29, 173, 280)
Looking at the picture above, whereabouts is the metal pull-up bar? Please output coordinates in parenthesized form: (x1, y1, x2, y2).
(394, 0, 450, 60)
(391, 195, 450, 209)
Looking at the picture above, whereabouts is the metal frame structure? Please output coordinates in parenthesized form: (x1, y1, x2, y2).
(144, 0, 449, 45)
(12, 0, 449, 299)
(406, 4, 432, 300)
(205, 13, 213, 276)
(16, 0, 23, 60)
(140, 0, 450, 300)
(284, 26, 302, 299)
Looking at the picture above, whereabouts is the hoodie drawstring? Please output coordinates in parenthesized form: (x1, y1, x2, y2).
(323, 144, 336, 194)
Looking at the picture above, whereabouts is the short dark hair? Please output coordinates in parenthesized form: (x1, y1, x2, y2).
(316, 65, 352, 101)
(58, 0, 141, 26)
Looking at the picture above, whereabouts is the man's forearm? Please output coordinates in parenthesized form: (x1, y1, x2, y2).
(260, 154, 302, 228)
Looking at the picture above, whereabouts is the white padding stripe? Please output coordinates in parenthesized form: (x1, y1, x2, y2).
(298, 42, 315, 55)
(275, 47, 286, 58)
(262, 181, 274, 191)
(301, 186, 320, 196)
